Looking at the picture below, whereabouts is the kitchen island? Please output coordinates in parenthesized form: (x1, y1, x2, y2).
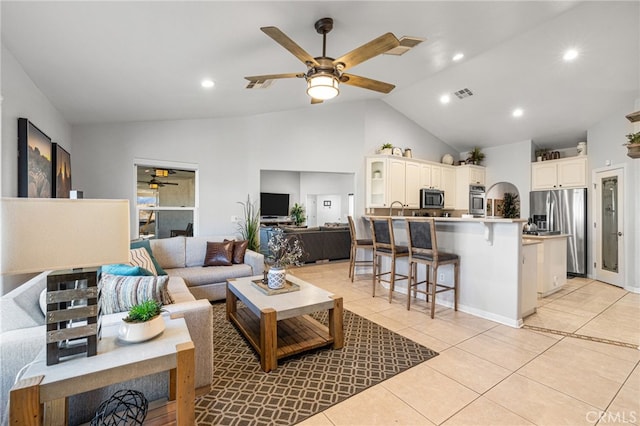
(367, 216, 529, 327)
(523, 234, 569, 296)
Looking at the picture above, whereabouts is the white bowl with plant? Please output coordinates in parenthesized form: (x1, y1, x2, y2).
(118, 300, 165, 343)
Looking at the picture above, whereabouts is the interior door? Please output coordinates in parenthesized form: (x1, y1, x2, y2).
(594, 167, 625, 286)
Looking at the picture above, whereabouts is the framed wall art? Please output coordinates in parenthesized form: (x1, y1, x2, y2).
(18, 118, 53, 198)
(52, 143, 72, 198)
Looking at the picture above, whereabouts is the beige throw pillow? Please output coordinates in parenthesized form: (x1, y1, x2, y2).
(129, 247, 158, 276)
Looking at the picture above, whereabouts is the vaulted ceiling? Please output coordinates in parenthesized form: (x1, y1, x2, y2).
(2, 1, 638, 152)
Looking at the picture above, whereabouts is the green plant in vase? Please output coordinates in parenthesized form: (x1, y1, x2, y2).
(237, 194, 260, 252)
(466, 147, 485, 165)
(379, 143, 393, 155)
(123, 300, 163, 323)
(290, 203, 306, 226)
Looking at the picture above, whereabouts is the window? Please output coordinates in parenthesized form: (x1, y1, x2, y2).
(135, 162, 197, 239)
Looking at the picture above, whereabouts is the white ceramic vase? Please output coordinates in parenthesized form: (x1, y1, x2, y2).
(267, 267, 287, 289)
(118, 315, 165, 343)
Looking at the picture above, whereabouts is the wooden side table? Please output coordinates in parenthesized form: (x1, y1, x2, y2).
(9, 316, 195, 425)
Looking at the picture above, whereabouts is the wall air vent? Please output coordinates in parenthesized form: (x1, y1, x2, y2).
(384, 36, 426, 56)
(454, 88, 474, 99)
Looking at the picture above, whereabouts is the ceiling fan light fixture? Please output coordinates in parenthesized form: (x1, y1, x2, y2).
(306, 74, 339, 100)
(149, 183, 159, 189)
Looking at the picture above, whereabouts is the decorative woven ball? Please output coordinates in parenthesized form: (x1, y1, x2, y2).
(91, 389, 148, 426)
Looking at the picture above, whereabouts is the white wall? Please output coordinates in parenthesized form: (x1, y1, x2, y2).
(0, 45, 72, 294)
(1, 45, 72, 197)
(70, 100, 447, 238)
(483, 139, 533, 218)
(587, 103, 638, 291)
(300, 172, 354, 223)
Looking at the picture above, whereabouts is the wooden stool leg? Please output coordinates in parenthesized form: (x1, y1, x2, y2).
(389, 256, 395, 303)
(454, 261, 460, 312)
(372, 253, 378, 297)
(406, 260, 413, 310)
(430, 266, 437, 319)
(349, 245, 355, 281)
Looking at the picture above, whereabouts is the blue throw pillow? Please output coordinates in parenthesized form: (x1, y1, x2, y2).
(130, 239, 167, 275)
(102, 264, 153, 276)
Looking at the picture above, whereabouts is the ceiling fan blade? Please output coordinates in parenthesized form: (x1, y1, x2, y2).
(245, 73, 303, 82)
(261, 26, 319, 67)
(340, 73, 396, 94)
(334, 33, 400, 70)
(310, 98, 324, 105)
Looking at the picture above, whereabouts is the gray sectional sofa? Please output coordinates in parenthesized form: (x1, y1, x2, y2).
(0, 271, 213, 425)
(149, 235, 264, 301)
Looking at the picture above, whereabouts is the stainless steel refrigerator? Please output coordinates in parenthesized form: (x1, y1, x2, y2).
(529, 188, 587, 277)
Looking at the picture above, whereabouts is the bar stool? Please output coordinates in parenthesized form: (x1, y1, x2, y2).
(406, 217, 459, 318)
(369, 216, 409, 303)
(347, 216, 374, 282)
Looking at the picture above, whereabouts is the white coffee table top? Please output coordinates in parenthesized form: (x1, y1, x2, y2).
(227, 274, 336, 321)
(23, 315, 192, 402)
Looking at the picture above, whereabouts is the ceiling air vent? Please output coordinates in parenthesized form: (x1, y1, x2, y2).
(246, 79, 275, 89)
(384, 36, 426, 56)
(453, 88, 474, 99)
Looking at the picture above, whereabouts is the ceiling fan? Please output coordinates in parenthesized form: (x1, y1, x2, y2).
(245, 17, 401, 103)
(138, 176, 179, 189)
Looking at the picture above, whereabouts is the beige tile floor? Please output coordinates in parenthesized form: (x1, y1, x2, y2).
(292, 262, 640, 426)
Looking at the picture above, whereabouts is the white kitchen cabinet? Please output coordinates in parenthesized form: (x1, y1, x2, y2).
(366, 156, 421, 209)
(419, 164, 441, 189)
(455, 165, 486, 210)
(521, 241, 539, 318)
(404, 160, 421, 208)
(531, 157, 587, 190)
(365, 157, 389, 208)
(527, 235, 568, 297)
(440, 166, 456, 209)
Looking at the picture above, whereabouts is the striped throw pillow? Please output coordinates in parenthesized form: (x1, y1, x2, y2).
(99, 273, 173, 315)
(129, 247, 158, 276)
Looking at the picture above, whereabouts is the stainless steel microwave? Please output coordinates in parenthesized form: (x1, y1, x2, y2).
(420, 188, 444, 209)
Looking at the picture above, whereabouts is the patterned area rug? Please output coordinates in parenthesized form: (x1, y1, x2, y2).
(195, 302, 438, 425)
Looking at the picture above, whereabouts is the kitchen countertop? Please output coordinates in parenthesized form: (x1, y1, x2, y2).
(521, 234, 570, 239)
(370, 215, 526, 224)
(523, 239, 543, 246)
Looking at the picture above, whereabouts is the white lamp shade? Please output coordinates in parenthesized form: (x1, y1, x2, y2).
(1, 198, 130, 275)
(306, 75, 339, 100)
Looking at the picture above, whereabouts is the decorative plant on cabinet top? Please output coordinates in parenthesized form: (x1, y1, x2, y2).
(467, 147, 485, 165)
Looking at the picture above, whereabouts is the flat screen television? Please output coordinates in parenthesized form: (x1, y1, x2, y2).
(260, 192, 290, 217)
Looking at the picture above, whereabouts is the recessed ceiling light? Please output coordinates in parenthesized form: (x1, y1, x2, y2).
(201, 79, 215, 89)
(512, 108, 524, 117)
(563, 49, 579, 62)
(452, 52, 464, 62)
(440, 94, 451, 104)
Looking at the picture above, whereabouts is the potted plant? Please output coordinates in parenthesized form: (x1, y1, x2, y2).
(501, 192, 520, 219)
(378, 143, 393, 155)
(289, 203, 306, 226)
(237, 194, 260, 251)
(265, 228, 304, 289)
(118, 300, 165, 342)
(624, 131, 640, 158)
(467, 147, 485, 165)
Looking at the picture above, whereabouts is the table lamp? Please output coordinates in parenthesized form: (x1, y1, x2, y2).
(1, 198, 130, 364)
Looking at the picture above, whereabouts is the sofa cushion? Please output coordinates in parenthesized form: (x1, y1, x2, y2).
(149, 237, 185, 270)
(131, 239, 167, 275)
(203, 241, 234, 266)
(128, 247, 158, 275)
(99, 274, 174, 315)
(167, 264, 253, 287)
(0, 272, 48, 333)
(225, 239, 248, 264)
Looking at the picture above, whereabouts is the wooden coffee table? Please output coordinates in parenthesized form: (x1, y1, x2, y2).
(226, 274, 343, 372)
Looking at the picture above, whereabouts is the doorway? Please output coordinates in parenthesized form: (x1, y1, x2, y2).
(593, 166, 625, 287)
